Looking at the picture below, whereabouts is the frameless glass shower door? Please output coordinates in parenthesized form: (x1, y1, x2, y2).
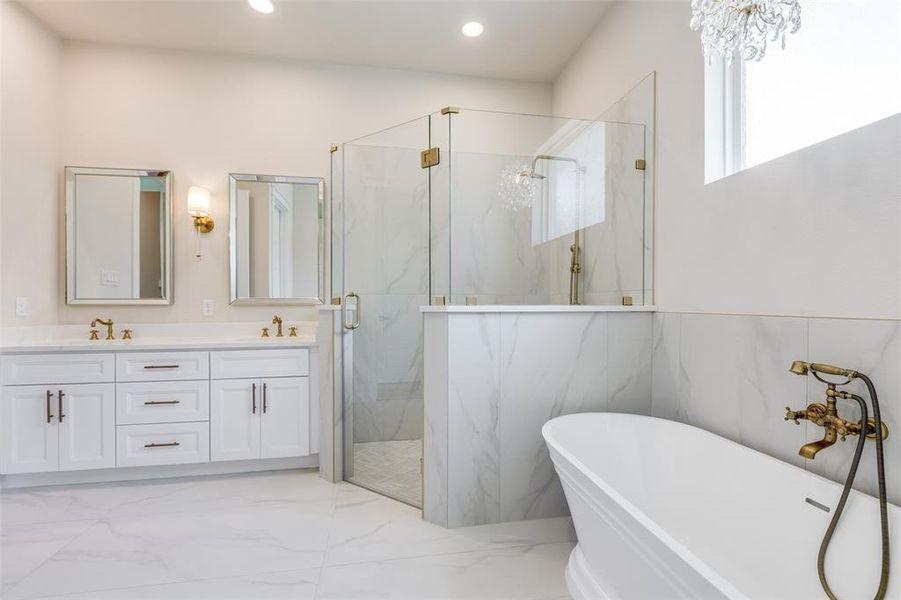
(339, 116, 433, 506)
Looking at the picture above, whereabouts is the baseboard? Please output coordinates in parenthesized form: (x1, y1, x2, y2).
(0, 455, 319, 489)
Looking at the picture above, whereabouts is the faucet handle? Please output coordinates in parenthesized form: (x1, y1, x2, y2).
(288, 326, 298, 337)
(260, 327, 270, 338)
(121, 329, 133, 340)
(784, 407, 802, 425)
(89, 329, 100, 341)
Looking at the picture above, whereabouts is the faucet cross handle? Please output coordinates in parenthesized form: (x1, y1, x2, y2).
(785, 407, 803, 425)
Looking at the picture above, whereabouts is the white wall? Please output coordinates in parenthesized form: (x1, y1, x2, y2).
(0, 1, 61, 326)
(1, 18, 551, 327)
(553, 0, 901, 319)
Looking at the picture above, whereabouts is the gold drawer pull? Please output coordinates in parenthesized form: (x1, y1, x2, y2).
(144, 441, 180, 448)
(143, 364, 180, 370)
(144, 400, 181, 405)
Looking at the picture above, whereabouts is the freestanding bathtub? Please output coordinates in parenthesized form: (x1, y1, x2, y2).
(543, 413, 900, 600)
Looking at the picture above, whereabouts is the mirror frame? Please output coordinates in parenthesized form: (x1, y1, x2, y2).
(65, 166, 174, 305)
(228, 173, 325, 306)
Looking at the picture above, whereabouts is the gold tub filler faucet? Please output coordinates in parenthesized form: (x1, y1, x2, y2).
(784, 361, 890, 600)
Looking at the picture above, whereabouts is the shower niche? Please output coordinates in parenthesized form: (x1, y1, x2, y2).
(330, 77, 654, 507)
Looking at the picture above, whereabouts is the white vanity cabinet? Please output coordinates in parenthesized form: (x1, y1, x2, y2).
(0, 345, 316, 484)
(210, 350, 310, 462)
(0, 353, 117, 475)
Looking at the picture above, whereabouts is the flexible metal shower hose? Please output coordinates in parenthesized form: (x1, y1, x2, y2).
(817, 374, 890, 600)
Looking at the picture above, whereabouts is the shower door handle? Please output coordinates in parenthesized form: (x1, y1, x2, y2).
(343, 292, 360, 330)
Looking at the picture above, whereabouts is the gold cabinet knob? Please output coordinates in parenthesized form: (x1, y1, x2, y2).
(288, 326, 298, 337)
(260, 327, 270, 338)
(121, 329, 133, 340)
(89, 329, 100, 341)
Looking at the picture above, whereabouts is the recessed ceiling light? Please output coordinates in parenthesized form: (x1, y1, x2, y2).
(461, 21, 484, 38)
(248, 0, 274, 14)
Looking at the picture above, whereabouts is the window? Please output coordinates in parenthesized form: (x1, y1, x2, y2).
(705, 0, 901, 182)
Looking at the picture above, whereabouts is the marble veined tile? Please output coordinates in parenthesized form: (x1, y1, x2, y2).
(1, 519, 94, 586)
(650, 312, 682, 420)
(29, 568, 320, 599)
(325, 483, 573, 567)
(498, 312, 608, 522)
(6, 503, 334, 599)
(447, 313, 501, 527)
(805, 318, 901, 504)
(106, 469, 337, 518)
(607, 312, 653, 414)
(677, 313, 809, 467)
(316, 542, 574, 600)
(1, 482, 134, 526)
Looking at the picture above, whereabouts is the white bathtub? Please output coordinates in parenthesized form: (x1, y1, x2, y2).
(543, 413, 900, 600)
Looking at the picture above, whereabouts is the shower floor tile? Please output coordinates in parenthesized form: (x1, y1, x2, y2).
(350, 440, 422, 507)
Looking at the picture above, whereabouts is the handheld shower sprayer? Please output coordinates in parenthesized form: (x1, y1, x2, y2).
(787, 360, 890, 599)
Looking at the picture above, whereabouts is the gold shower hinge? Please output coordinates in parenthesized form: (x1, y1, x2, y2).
(622, 295, 634, 306)
(421, 147, 440, 168)
(440, 106, 460, 115)
(635, 159, 646, 170)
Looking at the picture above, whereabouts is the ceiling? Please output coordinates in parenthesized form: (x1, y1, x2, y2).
(20, 0, 612, 83)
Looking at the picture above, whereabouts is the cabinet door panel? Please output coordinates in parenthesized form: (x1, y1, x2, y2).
(58, 383, 116, 471)
(1, 386, 58, 474)
(210, 379, 260, 462)
(260, 377, 309, 459)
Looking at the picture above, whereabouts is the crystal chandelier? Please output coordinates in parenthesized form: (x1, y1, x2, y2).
(690, 0, 802, 62)
(498, 162, 540, 212)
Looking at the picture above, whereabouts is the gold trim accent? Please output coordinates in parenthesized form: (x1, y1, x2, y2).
(440, 106, 460, 115)
(331, 296, 342, 305)
(622, 296, 634, 306)
(330, 144, 339, 153)
(193, 215, 214, 233)
(465, 296, 477, 306)
(433, 295, 446, 306)
(635, 159, 647, 171)
(420, 147, 440, 169)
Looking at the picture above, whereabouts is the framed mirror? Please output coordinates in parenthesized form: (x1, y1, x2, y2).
(229, 173, 324, 305)
(65, 166, 173, 305)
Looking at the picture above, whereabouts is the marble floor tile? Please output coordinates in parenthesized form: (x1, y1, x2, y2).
(1, 519, 94, 586)
(6, 502, 334, 599)
(1, 482, 134, 526)
(316, 542, 574, 600)
(325, 484, 574, 567)
(107, 469, 337, 518)
(30, 568, 321, 599)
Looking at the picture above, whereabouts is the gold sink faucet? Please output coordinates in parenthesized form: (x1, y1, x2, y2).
(272, 315, 284, 337)
(91, 318, 115, 340)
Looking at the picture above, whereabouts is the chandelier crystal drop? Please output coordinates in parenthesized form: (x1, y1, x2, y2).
(498, 163, 540, 212)
(690, 0, 802, 63)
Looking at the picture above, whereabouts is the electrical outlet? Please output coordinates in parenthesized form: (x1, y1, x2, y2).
(15, 297, 28, 317)
(202, 299, 215, 317)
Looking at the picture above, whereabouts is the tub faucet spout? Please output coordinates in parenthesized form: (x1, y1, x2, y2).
(799, 429, 837, 459)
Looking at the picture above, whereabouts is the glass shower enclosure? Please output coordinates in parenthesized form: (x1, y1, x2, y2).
(331, 108, 647, 507)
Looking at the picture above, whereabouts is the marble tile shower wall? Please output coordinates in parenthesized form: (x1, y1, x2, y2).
(427, 311, 653, 528)
(652, 313, 901, 505)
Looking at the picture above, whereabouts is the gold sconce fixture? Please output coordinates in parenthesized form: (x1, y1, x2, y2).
(187, 186, 213, 259)
(187, 186, 214, 233)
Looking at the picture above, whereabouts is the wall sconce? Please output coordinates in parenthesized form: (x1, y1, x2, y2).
(187, 185, 213, 258)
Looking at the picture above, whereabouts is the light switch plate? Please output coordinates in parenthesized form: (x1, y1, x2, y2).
(15, 297, 28, 317)
(202, 299, 215, 316)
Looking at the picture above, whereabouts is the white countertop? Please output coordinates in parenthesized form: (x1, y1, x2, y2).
(0, 337, 317, 354)
(0, 321, 319, 354)
(420, 304, 657, 313)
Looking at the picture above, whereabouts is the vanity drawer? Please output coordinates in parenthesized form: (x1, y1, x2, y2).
(116, 422, 210, 467)
(1, 353, 115, 385)
(210, 349, 309, 379)
(116, 380, 210, 425)
(116, 352, 209, 382)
